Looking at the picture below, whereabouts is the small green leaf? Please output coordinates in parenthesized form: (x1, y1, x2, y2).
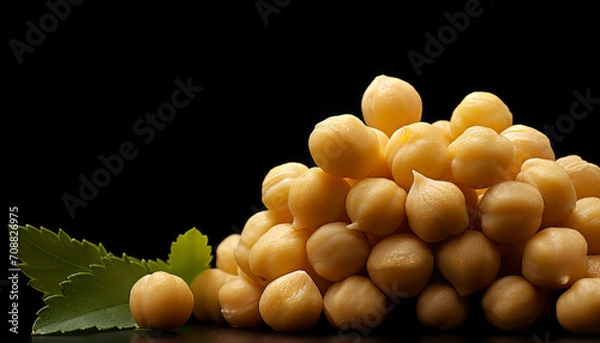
(166, 227, 213, 284)
(32, 254, 149, 335)
(16, 225, 108, 297)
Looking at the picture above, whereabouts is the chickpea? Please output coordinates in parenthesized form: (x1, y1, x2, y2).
(218, 276, 264, 328)
(367, 233, 433, 299)
(216, 233, 240, 275)
(431, 119, 453, 146)
(564, 197, 600, 254)
(588, 255, 600, 278)
(556, 278, 600, 333)
(481, 275, 549, 331)
(129, 271, 194, 331)
(366, 127, 393, 179)
(436, 229, 501, 296)
(521, 227, 588, 289)
(288, 167, 351, 231)
(234, 210, 278, 283)
(515, 158, 577, 228)
(323, 275, 387, 331)
(361, 74, 422, 137)
(448, 126, 516, 189)
(562, 160, 600, 199)
(258, 270, 323, 332)
(306, 222, 371, 282)
(346, 177, 407, 236)
(500, 124, 555, 179)
(308, 114, 380, 179)
(416, 282, 469, 330)
(555, 154, 583, 168)
(189, 268, 235, 323)
(248, 223, 311, 284)
(385, 122, 450, 190)
(479, 181, 544, 243)
(449, 91, 513, 139)
(261, 162, 309, 223)
(405, 171, 469, 243)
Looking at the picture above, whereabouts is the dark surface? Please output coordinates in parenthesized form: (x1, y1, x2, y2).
(3, 0, 600, 341)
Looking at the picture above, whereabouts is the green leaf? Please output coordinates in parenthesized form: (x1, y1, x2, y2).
(32, 254, 150, 335)
(164, 227, 213, 284)
(16, 225, 108, 297)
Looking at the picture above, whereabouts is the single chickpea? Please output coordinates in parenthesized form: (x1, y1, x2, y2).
(261, 162, 309, 223)
(234, 210, 278, 283)
(449, 91, 513, 139)
(306, 222, 370, 282)
(479, 181, 544, 243)
(129, 271, 194, 331)
(346, 177, 407, 236)
(385, 122, 450, 190)
(258, 270, 323, 332)
(521, 227, 588, 289)
(556, 278, 600, 333)
(367, 233, 433, 299)
(555, 154, 583, 168)
(562, 160, 600, 199)
(216, 234, 240, 275)
(189, 268, 235, 323)
(405, 171, 469, 243)
(435, 229, 501, 296)
(308, 114, 380, 179)
(564, 197, 600, 254)
(431, 119, 453, 146)
(515, 158, 577, 228)
(361, 74, 422, 137)
(366, 127, 394, 179)
(481, 275, 549, 331)
(323, 275, 387, 331)
(248, 223, 311, 284)
(288, 167, 351, 231)
(218, 275, 264, 328)
(500, 124, 555, 179)
(416, 282, 469, 330)
(448, 126, 516, 189)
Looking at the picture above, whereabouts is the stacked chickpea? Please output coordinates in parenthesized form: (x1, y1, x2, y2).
(132, 75, 600, 334)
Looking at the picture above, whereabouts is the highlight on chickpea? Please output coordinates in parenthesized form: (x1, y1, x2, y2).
(130, 74, 600, 334)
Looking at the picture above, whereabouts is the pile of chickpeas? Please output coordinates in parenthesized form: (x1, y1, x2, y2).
(132, 75, 600, 334)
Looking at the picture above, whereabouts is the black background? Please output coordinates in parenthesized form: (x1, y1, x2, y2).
(4, 0, 600, 341)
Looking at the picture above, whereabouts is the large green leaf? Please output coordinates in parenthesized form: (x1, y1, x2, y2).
(16, 225, 108, 297)
(32, 254, 149, 335)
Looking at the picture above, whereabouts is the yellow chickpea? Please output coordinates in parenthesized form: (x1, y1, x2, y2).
(449, 91, 513, 139)
(481, 275, 549, 331)
(323, 275, 387, 331)
(261, 162, 309, 223)
(516, 158, 577, 228)
(431, 119, 453, 145)
(521, 227, 588, 289)
(564, 197, 600, 254)
(258, 270, 323, 332)
(448, 126, 516, 189)
(346, 177, 407, 236)
(308, 114, 380, 179)
(562, 160, 600, 199)
(129, 271, 194, 331)
(555, 154, 583, 168)
(189, 268, 235, 323)
(366, 127, 393, 179)
(556, 278, 600, 333)
(216, 234, 240, 275)
(367, 233, 434, 299)
(361, 74, 422, 137)
(385, 122, 450, 190)
(479, 181, 544, 243)
(416, 282, 469, 330)
(405, 171, 469, 243)
(218, 275, 264, 328)
(288, 167, 351, 231)
(500, 124, 555, 179)
(436, 229, 501, 296)
(234, 210, 278, 283)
